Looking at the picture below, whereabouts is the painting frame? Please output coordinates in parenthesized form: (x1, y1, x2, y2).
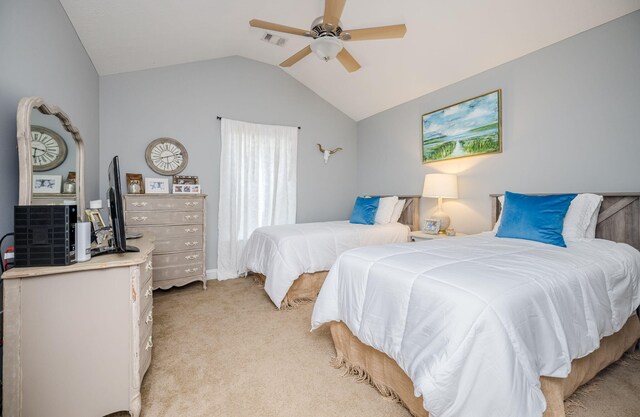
(126, 173, 145, 194)
(173, 184, 201, 194)
(32, 174, 62, 194)
(422, 89, 502, 164)
(423, 219, 441, 235)
(145, 177, 170, 194)
(173, 175, 199, 185)
(85, 208, 109, 245)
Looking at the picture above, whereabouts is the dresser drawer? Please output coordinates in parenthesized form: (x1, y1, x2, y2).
(127, 224, 203, 239)
(140, 344, 152, 380)
(154, 263, 204, 283)
(153, 251, 203, 268)
(139, 302, 153, 343)
(154, 235, 204, 254)
(126, 211, 203, 226)
(125, 197, 204, 212)
(140, 327, 153, 373)
(140, 278, 154, 314)
(140, 258, 153, 289)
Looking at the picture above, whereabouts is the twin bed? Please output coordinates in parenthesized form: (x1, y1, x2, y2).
(311, 193, 640, 417)
(242, 196, 420, 308)
(242, 192, 640, 417)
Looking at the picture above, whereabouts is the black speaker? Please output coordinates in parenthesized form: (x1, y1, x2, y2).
(14, 205, 77, 267)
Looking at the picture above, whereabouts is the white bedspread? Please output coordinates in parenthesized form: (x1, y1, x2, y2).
(241, 221, 410, 307)
(311, 233, 640, 417)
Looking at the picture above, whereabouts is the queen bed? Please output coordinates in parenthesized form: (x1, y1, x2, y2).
(311, 193, 640, 417)
(242, 196, 420, 309)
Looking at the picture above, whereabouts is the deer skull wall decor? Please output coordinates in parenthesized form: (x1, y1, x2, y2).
(317, 144, 343, 164)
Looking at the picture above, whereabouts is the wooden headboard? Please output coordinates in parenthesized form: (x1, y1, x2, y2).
(490, 193, 640, 251)
(397, 195, 421, 231)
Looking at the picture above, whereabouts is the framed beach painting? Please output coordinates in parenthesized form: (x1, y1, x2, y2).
(422, 89, 502, 163)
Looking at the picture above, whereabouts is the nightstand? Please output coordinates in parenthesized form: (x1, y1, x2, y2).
(410, 231, 466, 242)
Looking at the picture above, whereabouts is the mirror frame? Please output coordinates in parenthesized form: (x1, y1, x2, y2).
(17, 97, 86, 218)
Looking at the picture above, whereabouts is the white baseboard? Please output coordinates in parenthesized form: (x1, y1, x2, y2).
(205, 269, 247, 281)
(205, 269, 218, 280)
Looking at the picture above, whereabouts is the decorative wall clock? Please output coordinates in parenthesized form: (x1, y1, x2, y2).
(31, 125, 68, 172)
(145, 137, 189, 175)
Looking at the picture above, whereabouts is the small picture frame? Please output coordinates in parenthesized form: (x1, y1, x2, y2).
(85, 209, 106, 230)
(173, 175, 199, 185)
(85, 209, 109, 244)
(33, 174, 62, 194)
(423, 219, 441, 235)
(173, 184, 201, 194)
(145, 177, 170, 194)
(126, 173, 144, 194)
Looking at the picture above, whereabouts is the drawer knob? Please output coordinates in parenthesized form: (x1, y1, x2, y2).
(132, 216, 148, 222)
(145, 310, 153, 324)
(185, 254, 199, 260)
(184, 227, 199, 233)
(184, 267, 199, 273)
(145, 285, 153, 297)
(184, 201, 200, 207)
(184, 241, 198, 247)
(132, 202, 148, 207)
(145, 336, 153, 350)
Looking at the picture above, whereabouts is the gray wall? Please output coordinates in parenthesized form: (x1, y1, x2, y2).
(99, 56, 358, 271)
(0, 0, 99, 238)
(357, 10, 640, 234)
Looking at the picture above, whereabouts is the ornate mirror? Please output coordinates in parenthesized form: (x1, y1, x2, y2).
(17, 97, 86, 217)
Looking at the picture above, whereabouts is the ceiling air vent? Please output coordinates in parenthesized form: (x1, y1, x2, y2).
(261, 32, 287, 47)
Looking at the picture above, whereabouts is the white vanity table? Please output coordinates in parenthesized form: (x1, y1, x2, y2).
(2, 235, 155, 417)
(2, 97, 155, 417)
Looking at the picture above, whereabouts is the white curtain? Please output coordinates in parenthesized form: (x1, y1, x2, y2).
(217, 118, 298, 280)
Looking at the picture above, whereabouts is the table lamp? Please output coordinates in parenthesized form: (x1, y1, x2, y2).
(422, 173, 458, 232)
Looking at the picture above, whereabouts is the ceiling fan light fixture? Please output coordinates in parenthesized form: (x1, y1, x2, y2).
(310, 37, 343, 62)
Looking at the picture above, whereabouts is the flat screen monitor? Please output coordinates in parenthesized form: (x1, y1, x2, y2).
(94, 156, 139, 255)
(108, 156, 128, 251)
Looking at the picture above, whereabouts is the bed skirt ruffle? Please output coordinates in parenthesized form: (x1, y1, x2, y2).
(251, 271, 328, 309)
(329, 314, 640, 417)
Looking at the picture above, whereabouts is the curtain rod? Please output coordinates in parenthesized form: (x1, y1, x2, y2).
(216, 116, 301, 130)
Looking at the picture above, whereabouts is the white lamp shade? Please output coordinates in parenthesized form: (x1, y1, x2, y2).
(310, 37, 343, 61)
(422, 173, 458, 199)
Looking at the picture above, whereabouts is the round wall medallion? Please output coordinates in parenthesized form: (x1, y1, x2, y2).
(145, 137, 189, 175)
(31, 126, 68, 172)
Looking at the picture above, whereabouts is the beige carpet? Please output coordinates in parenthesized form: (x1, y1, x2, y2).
(118, 278, 640, 417)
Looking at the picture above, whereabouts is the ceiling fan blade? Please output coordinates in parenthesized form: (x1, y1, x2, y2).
(324, 0, 347, 28)
(280, 45, 312, 67)
(343, 24, 407, 41)
(249, 19, 310, 37)
(336, 48, 361, 73)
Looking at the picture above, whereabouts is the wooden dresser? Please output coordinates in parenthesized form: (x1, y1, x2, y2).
(2, 235, 155, 417)
(124, 194, 207, 290)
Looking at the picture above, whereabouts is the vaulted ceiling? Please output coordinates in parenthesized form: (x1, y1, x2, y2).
(60, 0, 640, 121)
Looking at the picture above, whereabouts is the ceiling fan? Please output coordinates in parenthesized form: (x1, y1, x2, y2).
(250, 0, 407, 73)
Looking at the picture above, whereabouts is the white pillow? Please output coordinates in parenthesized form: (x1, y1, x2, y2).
(493, 193, 603, 240)
(375, 196, 399, 224)
(390, 199, 406, 223)
(562, 193, 603, 241)
(581, 194, 603, 239)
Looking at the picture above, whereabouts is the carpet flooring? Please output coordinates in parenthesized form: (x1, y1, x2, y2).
(120, 278, 640, 417)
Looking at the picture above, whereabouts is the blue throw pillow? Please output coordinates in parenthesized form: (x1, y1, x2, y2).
(496, 192, 576, 247)
(350, 196, 380, 225)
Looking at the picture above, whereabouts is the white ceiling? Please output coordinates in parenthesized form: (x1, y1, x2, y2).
(60, 0, 640, 121)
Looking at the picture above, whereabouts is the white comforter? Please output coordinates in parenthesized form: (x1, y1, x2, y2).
(241, 221, 410, 307)
(311, 233, 640, 417)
